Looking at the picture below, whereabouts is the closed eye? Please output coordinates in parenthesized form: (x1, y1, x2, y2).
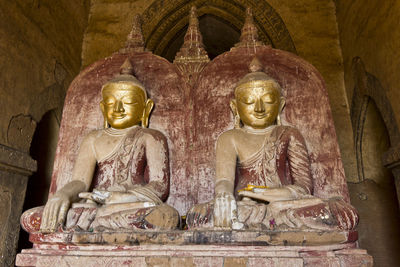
(124, 101, 139, 105)
(261, 94, 277, 104)
(239, 97, 255, 104)
(122, 97, 139, 105)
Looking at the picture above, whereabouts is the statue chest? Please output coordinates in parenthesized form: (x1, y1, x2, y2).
(92, 132, 147, 191)
(236, 132, 282, 191)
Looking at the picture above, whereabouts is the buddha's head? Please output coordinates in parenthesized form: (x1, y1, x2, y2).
(231, 57, 285, 129)
(100, 58, 154, 129)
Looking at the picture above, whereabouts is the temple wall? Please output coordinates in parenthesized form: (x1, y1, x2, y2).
(335, 0, 400, 127)
(82, 0, 358, 183)
(0, 0, 90, 151)
(335, 1, 400, 266)
(0, 1, 89, 265)
(82, 0, 153, 68)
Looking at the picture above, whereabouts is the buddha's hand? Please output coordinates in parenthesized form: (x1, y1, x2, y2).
(213, 192, 244, 230)
(40, 191, 70, 233)
(79, 190, 141, 205)
(79, 187, 162, 205)
(238, 187, 293, 202)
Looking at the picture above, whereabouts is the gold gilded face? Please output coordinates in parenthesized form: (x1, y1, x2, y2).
(233, 81, 283, 129)
(100, 83, 152, 129)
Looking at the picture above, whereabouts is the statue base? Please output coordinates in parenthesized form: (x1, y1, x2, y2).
(16, 230, 372, 266)
(17, 244, 372, 267)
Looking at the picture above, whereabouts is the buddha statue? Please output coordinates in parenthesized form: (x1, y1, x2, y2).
(187, 57, 359, 231)
(21, 59, 179, 233)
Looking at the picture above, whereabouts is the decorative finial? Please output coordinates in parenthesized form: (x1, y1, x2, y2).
(235, 7, 264, 48)
(120, 58, 134, 75)
(120, 14, 145, 53)
(174, 6, 209, 62)
(174, 6, 209, 80)
(249, 56, 263, 72)
(189, 6, 199, 28)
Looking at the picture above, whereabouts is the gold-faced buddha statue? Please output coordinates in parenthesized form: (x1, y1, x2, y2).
(187, 57, 359, 231)
(21, 59, 179, 233)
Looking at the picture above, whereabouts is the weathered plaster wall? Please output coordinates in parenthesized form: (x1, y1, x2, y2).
(0, 0, 90, 151)
(335, 0, 400, 128)
(335, 1, 400, 266)
(349, 99, 400, 266)
(0, 1, 89, 265)
(82, 0, 358, 183)
(82, 0, 153, 68)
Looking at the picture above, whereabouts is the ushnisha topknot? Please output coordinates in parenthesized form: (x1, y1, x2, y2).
(235, 56, 282, 94)
(101, 58, 147, 99)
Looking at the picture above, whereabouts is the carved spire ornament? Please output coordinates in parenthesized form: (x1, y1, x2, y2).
(174, 6, 210, 79)
(119, 14, 146, 53)
(235, 7, 264, 48)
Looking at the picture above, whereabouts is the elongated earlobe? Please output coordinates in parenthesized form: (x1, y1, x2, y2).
(230, 99, 241, 129)
(104, 120, 110, 128)
(100, 102, 109, 128)
(277, 97, 286, 125)
(141, 99, 154, 128)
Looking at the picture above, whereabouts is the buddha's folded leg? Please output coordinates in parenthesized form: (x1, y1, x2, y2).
(91, 203, 179, 231)
(266, 197, 359, 231)
(186, 202, 214, 229)
(65, 206, 98, 231)
(268, 201, 336, 230)
(327, 198, 359, 230)
(20, 206, 44, 233)
(237, 201, 269, 229)
(187, 201, 270, 229)
(20, 205, 98, 233)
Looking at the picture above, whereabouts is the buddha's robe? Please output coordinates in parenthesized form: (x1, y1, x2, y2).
(186, 126, 358, 231)
(21, 127, 179, 233)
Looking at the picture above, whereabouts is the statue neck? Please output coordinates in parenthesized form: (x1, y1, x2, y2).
(104, 125, 140, 137)
(241, 124, 276, 135)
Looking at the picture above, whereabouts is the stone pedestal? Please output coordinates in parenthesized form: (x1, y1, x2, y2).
(0, 145, 36, 266)
(17, 243, 372, 267)
(16, 230, 372, 266)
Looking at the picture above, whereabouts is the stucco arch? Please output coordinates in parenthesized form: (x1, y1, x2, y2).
(141, 0, 296, 57)
(351, 57, 400, 182)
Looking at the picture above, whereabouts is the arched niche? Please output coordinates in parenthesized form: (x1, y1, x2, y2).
(350, 57, 400, 267)
(18, 109, 60, 251)
(351, 57, 400, 184)
(141, 0, 296, 59)
(360, 98, 392, 185)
